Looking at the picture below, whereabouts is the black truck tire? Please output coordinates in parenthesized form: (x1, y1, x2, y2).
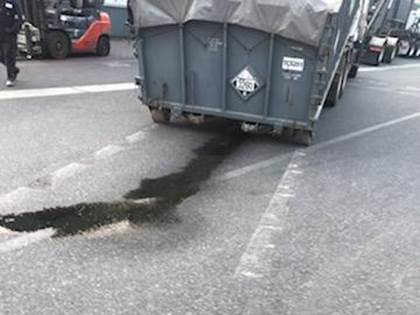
(149, 107, 171, 124)
(348, 64, 359, 79)
(339, 59, 351, 98)
(373, 49, 384, 66)
(325, 71, 342, 107)
(96, 36, 111, 57)
(47, 31, 70, 59)
(383, 45, 397, 64)
(325, 57, 346, 108)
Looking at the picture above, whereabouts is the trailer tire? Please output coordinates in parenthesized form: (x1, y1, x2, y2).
(47, 31, 70, 60)
(294, 130, 313, 146)
(339, 59, 351, 98)
(149, 107, 170, 124)
(325, 66, 343, 107)
(348, 64, 359, 79)
(383, 45, 397, 64)
(408, 45, 416, 57)
(373, 49, 385, 66)
(96, 36, 111, 57)
(282, 128, 313, 146)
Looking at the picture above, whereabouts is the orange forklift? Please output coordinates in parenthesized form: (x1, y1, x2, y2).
(18, 0, 111, 59)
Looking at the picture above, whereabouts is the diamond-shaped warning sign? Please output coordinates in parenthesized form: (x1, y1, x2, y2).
(231, 66, 263, 101)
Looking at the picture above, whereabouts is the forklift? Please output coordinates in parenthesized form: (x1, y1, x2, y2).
(18, 0, 112, 59)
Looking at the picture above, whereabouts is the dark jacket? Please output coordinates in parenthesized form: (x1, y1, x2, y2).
(0, 0, 23, 35)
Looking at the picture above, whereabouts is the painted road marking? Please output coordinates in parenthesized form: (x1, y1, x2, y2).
(51, 163, 89, 187)
(2, 110, 420, 207)
(349, 84, 420, 97)
(235, 111, 420, 279)
(0, 187, 42, 209)
(0, 82, 135, 101)
(359, 63, 420, 73)
(0, 227, 14, 235)
(0, 228, 55, 254)
(235, 151, 305, 278)
(94, 145, 125, 160)
(2, 110, 420, 252)
(310, 111, 420, 152)
(215, 153, 294, 182)
(219, 111, 420, 182)
(126, 130, 147, 144)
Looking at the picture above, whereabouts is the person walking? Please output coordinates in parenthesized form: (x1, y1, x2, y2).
(0, 0, 22, 87)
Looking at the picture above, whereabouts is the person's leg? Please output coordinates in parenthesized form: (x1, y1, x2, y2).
(0, 40, 6, 66)
(5, 35, 18, 82)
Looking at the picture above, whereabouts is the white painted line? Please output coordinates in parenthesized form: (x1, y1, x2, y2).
(74, 83, 135, 93)
(235, 111, 420, 279)
(403, 86, 420, 93)
(51, 162, 89, 186)
(309, 111, 420, 152)
(126, 130, 146, 144)
(235, 151, 305, 278)
(0, 227, 14, 235)
(94, 145, 125, 160)
(0, 87, 81, 101)
(0, 228, 55, 254)
(0, 82, 135, 101)
(85, 220, 132, 239)
(359, 63, 420, 73)
(215, 153, 294, 182)
(0, 187, 40, 205)
(102, 61, 133, 68)
(218, 111, 420, 182)
(351, 84, 420, 97)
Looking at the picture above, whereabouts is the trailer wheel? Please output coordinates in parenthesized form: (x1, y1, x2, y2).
(408, 45, 416, 57)
(325, 68, 343, 107)
(339, 59, 351, 98)
(47, 31, 70, 59)
(149, 107, 170, 124)
(383, 45, 397, 64)
(282, 128, 313, 146)
(96, 36, 111, 57)
(348, 64, 359, 79)
(373, 49, 385, 66)
(294, 130, 313, 146)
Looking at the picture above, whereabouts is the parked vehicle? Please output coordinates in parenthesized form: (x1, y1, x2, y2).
(128, 1, 372, 145)
(18, 0, 112, 59)
(361, 0, 415, 65)
(397, 12, 420, 57)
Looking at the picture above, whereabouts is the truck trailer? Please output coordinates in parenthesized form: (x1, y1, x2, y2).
(361, 0, 415, 65)
(18, 0, 112, 59)
(397, 8, 420, 57)
(127, 0, 370, 145)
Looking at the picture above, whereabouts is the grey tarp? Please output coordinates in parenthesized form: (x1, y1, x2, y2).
(129, 0, 344, 47)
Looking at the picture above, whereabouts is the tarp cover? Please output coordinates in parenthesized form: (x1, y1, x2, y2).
(129, 0, 345, 47)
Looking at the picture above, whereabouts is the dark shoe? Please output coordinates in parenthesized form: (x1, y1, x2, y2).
(10, 67, 19, 82)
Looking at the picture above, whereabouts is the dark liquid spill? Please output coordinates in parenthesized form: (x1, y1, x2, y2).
(0, 128, 245, 237)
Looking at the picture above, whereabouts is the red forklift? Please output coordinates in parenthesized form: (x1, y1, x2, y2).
(18, 0, 112, 59)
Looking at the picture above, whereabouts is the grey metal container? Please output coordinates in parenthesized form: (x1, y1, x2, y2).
(134, 0, 361, 144)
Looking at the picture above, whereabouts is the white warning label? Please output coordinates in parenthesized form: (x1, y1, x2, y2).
(282, 57, 305, 72)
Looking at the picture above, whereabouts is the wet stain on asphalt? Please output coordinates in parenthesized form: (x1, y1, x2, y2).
(0, 129, 245, 237)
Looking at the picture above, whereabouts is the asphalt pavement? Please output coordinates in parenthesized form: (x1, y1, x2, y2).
(0, 40, 419, 314)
